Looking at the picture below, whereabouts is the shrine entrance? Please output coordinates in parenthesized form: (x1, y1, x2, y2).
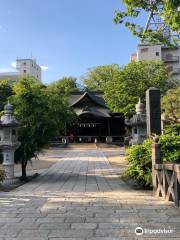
(68, 113, 109, 143)
(65, 92, 125, 144)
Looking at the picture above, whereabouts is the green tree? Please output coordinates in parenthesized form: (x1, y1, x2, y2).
(126, 126, 180, 187)
(162, 87, 180, 123)
(47, 77, 79, 94)
(114, 0, 180, 45)
(81, 64, 121, 91)
(104, 61, 178, 117)
(160, 123, 180, 163)
(0, 80, 13, 111)
(12, 76, 74, 180)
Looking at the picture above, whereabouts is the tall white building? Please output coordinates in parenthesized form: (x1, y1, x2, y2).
(16, 59, 41, 82)
(0, 58, 42, 82)
(131, 44, 180, 80)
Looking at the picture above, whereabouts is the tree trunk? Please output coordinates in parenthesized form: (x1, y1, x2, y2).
(21, 162, 28, 181)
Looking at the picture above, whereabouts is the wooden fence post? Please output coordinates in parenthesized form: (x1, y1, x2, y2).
(174, 165, 180, 207)
(152, 142, 162, 196)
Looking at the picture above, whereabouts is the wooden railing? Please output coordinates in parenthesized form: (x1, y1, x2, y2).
(152, 143, 180, 207)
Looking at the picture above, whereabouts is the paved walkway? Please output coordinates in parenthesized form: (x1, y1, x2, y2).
(0, 148, 180, 240)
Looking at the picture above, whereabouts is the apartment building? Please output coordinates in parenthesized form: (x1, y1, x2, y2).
(131, 44, 180, 80)
(0, 58, 42, 82)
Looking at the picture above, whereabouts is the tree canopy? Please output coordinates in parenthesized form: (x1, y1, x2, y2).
(0, 80, 13, 111)
(81, 64, 121, 91)
(47, 77, 79, 94)
(12, 76, 75, 179)
(104, 61, 178, 117)
(162, 86, 180, 123)
(114, 0, 180, 45)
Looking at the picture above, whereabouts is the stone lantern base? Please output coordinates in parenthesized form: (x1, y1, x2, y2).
(1, 164, 21, 187)
(2, 177, 20, 186)
(3, 164, 15, 179)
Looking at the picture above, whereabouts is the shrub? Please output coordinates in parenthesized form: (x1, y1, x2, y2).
(163, 123, 180, 136)
(125, 124, 180, 188)
(0, 168, 5, 182)
(125, 139, 153, 187)
(160, 123, 180, 163)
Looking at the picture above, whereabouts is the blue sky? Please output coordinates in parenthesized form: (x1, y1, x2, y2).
(0, 0, 142, 84)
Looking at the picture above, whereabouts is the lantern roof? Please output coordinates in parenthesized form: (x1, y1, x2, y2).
(0, 101, 19, 127)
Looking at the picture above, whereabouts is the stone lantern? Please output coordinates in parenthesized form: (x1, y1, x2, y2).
(0, 102, 20, 179)
(125, 99, 147, 145)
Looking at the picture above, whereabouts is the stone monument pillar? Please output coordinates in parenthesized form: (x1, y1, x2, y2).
(0, 102, 20, 179)
(146, 88, 161, 137)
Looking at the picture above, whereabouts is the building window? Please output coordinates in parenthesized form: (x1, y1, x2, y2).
(141, 48, 148, 53)
(12, 129, 16, 135)
(24, 70, 26, 73)
(134, 128, 137, 134)
(156, 52, 159, 56)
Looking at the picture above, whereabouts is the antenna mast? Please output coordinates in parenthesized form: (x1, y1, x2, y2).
(144, 0, 179, 44)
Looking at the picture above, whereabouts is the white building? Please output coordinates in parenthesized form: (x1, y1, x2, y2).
(0, 58, 42, 82)
(16, 59, 41, 81)
(131, 44, 180, 80)
(0, 72, 19, 82)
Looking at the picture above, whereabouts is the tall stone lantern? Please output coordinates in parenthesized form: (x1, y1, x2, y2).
(125, 99, 147, 145)
(0, 102, 20, 179)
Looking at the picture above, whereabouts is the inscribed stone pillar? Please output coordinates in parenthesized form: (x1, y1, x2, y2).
(146, 88, 161, 137)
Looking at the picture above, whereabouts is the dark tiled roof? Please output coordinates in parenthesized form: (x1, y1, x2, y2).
(69, 91, 106, 108)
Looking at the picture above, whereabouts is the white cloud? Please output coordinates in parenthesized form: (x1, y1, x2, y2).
(0, 61, 18, 73)
(11, 61, 16, 69)
(0, 68, 11, 72)
(41, 65, 48, 71)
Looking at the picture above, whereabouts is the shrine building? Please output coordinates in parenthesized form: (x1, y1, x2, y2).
(65, 91, 125, 144)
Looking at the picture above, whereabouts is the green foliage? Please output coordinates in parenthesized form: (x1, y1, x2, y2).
(163, 123, 180, 136)
(126, 139, 153, 187)
(81, 64, 121, 91)
(11, 76, 75, 179)
(0, 80, 13, 111)
(104, 61, 176, 117)
(162, 87, 180, 123)
(47, 77, 79, 94)
(160, 123, 180, 162)
(0, 168, 5, 182)
(126, 124, 180, 187)
(114, 0, 180, 46)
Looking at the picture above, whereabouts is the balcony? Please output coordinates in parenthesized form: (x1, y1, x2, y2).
(162, 55, 179, 63)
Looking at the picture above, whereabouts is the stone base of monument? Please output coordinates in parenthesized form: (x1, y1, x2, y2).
(2, 177, 21, 187)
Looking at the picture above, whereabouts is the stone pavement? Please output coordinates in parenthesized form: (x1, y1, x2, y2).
(0, 147, 180, 240)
